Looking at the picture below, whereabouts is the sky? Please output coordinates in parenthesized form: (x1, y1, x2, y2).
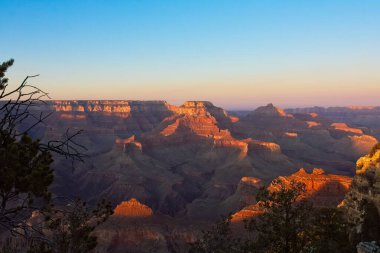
(1, 0, 380, 109)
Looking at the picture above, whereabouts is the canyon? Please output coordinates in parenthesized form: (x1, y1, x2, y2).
(232, 168, 352, 222)
(286, 106, 380, 140)
(24, 100, 380, 252)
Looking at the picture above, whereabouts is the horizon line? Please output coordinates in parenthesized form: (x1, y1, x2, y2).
(27, 99, 380, 111)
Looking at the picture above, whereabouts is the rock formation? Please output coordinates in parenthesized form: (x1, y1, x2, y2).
(341, 145, 380, 242)
(232, 168, 352, 222)
(246, 103, 289, 118)
(15, 100, 379, 252)
(286, 106, 380, 140)
(273, 168, 352, 207)
(113, 198, 153, 218)
(233, 103, 378, 173)
(28, 101, 376, 219)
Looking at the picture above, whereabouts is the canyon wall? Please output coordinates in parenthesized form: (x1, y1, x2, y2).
(16, 100, 379, 252)
(341, 145, 380, 242)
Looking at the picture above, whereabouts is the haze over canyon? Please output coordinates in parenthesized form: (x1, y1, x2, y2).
(12, 99, 376, 252)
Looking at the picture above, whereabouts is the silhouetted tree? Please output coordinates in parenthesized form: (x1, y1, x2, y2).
(190, 180, 356, 253)
(244, 180, 313, 253)
(189, 216, 241, 253)
(306, 208, 354, 253)
(0, 133, 54, 232)
(0, 59, 86, 240)
(0, 199, 113, 253)
(40, 199, 113, 253)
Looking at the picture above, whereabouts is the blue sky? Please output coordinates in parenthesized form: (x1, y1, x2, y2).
(1, 0, 380, 109)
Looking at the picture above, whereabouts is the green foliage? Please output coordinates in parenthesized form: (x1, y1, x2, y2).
(190, 181, 356, 253)
(0, 58, 14, 89)
(1, 58, 54, 232)
(0, 134, 53, 198)
(245, 180, 313, 253)
(0, 133, 54, 230)
(43, 199, 113, 253)
(306, 208, 354, 253)
(0, 199, 113, 253)
(189, 216, 241, 253)
(0, 230, 51, 253)
(0, 59, 107, 252)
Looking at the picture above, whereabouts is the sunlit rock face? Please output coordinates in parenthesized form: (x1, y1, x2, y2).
(26, 100, 376, 220)
(175, 101, 236, 127)
(331, 123, 363, 134)
(245, 139, 281, 155)
(42, 100, 176, 140)
(341, 146, 380, 239)
(231, 168, 352, 222)
(286, 106, 380, 140)
(18, 100, 380, 252)
(348, 135, 379, 158)
(113, 198, 153, 218)
(231, 205, 265, 223)
(96, 198, 199, 253)
(247, 103, 288, 118)
(40, 100, 299, 222)
(51, 100, 172, 113)
(273, 168, 352, 207)
(233, 103, 378, 173)
(33, 100, 377, 219)
(95, 215, 199, 253)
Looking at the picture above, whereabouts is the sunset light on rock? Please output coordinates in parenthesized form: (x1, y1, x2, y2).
(1, 1, 380, 252)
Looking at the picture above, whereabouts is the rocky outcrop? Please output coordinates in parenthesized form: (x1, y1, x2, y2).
(274, 168, 352, 207)
(245, 139, 281, 155)
(50, 100, 172, 113)
(39, 101, 177, 146)
(115, 135, 142, 152)
(231, 205, 265, 222)
(341, 145, 380, 242)
(236, 177, 263, 207)
(18, 100, 380, 252)
(176, 101, 236, 127)
(247, 103, 289, 118)
(331, 123, 363, 134)
(24, 101, 378, 227)
(286, 106, 380, 140)
(95, 214, 200, 253)
(113, 198, 153, 218)
(348, 135, 379, 158)
(237, 103, 378, 173)
(232, 168, 352, 222)
(41, 101, 378, 221)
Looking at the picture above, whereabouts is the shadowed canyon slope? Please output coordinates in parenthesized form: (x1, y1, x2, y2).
(28, 100, 378, 220)
(18, 100, 379, 252)
(286, 106, 380, 140)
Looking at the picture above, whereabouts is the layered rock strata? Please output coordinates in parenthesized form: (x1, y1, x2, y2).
(232, 168, 352, 222)
(341, 146, 380, 241)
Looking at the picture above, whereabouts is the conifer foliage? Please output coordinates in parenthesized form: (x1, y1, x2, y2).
(0, 59, 111, 253)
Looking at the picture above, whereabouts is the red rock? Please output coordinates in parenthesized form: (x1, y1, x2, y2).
(247, 103, 288, 118)
(231, 168, 352, 222)
(331, 123, 363, 134)
(113, 198, 153, 218)
(271, 168, 352, 206)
